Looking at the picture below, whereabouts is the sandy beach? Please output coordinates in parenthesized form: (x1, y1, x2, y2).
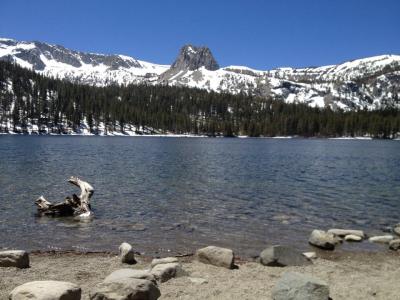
(1, 249, 399, 300)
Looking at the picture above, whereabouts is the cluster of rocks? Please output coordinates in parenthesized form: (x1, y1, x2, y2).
(194, 245, 330, 299)
(2, 242, 328, 300)
(308, 226, 400, 251)
(5, 225, 400, 300)
(256, 245, 331, 299)
(2, 243, 237, 300)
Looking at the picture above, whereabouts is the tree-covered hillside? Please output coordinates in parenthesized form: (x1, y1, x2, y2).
(0, 61, 399, 138)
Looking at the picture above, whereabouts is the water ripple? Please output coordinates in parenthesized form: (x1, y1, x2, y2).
(0, 136, 399, 255)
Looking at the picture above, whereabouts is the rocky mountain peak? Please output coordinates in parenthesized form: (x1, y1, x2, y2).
(170, 44, 219, 71)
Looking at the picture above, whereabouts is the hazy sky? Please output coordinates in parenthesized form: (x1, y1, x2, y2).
(1, 0, 399, 69)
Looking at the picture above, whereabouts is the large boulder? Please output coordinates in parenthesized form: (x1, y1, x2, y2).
(90, 278, 160, 300)
(309, 230, 340, 250)
(327, 229, 365, 238)
(259, 245, 312, 267)
(119, 242, 136, 264)
(272, 272, 330, 300)
(151, 262, 181, 283)
(389, 239, 400, 250)
(150, 257, 178, 268)
(9, 281, 81, 300)
(0, 250, 29, 268)
(195, 246, 235, 269)
(104, 269, 156, 284)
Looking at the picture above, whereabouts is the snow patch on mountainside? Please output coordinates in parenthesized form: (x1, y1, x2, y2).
(0, 38, 169, 86)
(0, 37, 399, 110)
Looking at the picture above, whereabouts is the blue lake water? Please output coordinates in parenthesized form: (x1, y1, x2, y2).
(0, 136, 399, 256)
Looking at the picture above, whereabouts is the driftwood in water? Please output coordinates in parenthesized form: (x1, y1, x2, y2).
(35, 177, 94, 217)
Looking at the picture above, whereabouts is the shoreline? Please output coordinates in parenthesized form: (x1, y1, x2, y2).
(0, 239, 392, 258)
(1, 249, 400, 299)
(0, 132, 397, 140)
(6, 244, 399, 260)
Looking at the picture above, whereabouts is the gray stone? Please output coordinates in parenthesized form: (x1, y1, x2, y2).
(119, 242, 136, 264)
(90, 278, 160, 300)
(389, 239, 400, 250)
(272, 272, 330, 300)
(0, 250, 29, 268)
(309, 230, 340, 250)
(368, 235, 394, 244)
(328, 229, 365, 238)
(151, 262, 181, 283)
(344, 234, 363, 242)
(195, 246, 235, 269)
(10, 281, 81, 300)
(259, 245, 312, 267)
(104, 269, 155, 284)
(302, 252, 317, 259)
(150, 257, 178, 268)
(393, 224, 400, 236)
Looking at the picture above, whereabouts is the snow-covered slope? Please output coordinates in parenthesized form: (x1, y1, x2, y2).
(1, 38, 399, 110)
(0, 38, 169, 85)
(164, 47, 400, 110)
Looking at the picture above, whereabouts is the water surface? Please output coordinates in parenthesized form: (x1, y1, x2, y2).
(0, 136, 399, 256)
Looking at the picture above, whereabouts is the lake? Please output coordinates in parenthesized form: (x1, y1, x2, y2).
(0, 136, 399, 256)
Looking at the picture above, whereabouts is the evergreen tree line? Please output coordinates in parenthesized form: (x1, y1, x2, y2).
(0, 60, 399, 138)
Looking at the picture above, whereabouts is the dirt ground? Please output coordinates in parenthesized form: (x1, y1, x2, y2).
(1, 250, 399, 300)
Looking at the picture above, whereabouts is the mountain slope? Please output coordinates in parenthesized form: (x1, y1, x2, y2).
(1, 37, 399, 110)
(1, 60, 399, 138)
(0, 38, 169, 86)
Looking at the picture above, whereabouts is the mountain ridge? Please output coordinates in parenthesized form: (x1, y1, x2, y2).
(0, 37, 399, 110)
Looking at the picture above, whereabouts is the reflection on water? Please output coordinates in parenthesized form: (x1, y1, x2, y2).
(0, 136, 399, 256)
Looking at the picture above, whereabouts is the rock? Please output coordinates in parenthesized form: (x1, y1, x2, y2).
(302, 252, 317, 259)
(90, 278, 160, 300)
(170, 45, 219, 71)
(389, 239, 400, 250)
(195, 246, 235, 269)
(0, 250, 29, 268)
(327, 229, 365, 238)
(259, 245, 312, 267)
(309, 230, 340, 250)
(104, 269, 155, 284)
(119, 242, 136, 264)
(10, 281, 81, 300)
(393, 224, 400, 236)
(151, 262, 181, 283)
(344, 234, 363, 242)
(189, 277, 208, 284)
(150, 257, 178, 268)
(368, 235, 394, 244)
(272, 272, 330, 300)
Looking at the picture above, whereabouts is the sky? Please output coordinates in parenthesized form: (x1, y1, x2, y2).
(1, 0, 399, 70)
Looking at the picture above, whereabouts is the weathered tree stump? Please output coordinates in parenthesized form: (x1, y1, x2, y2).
(35, 177, 94, 218)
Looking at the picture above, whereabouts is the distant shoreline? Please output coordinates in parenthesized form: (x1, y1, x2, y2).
(1, 132, 398, 140)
